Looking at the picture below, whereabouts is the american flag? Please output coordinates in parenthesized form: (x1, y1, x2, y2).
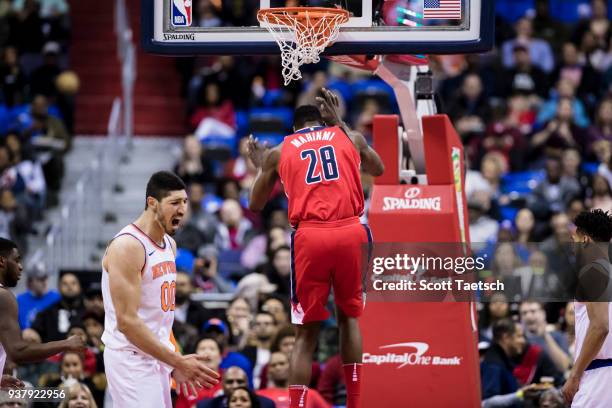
(423, 0, 462, 19)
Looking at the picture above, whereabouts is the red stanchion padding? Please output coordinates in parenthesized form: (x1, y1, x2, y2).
(372, 115, 400, 185)
(361, 114, 480, 407)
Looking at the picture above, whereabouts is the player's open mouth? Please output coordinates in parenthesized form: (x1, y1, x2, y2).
(172, 218, 181, 226)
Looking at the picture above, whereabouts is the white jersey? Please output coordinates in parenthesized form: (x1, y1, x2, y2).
(574, 259, 612, 362)
(0, 283, 6, 376)
(101, 224, 177, 354)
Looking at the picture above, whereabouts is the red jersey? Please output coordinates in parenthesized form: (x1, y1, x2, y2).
(278, 126, 364, 227)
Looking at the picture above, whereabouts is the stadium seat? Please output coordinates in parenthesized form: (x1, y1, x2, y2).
(327, 78, 353, 104)
(501, 170, 545, 195)
(249, 107, 293, 133)
(499, 205, 520, 222)
(175, 248, 196, 273)
(350, 79, 395, 112)
(217, 249, 246, 280)
(581, 162, 599, 176)
(253, 132, 284, 147)
(235, 110, 250, 137)
(0, 105, 9, 135)
(200, 134, 237, 161)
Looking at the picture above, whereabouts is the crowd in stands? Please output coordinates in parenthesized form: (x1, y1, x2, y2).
(3, 0, 612, 407)
(0, 0, 78, 256)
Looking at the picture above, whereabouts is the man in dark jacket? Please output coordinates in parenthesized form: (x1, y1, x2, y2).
(31, 272, 85, 342)
(480, 318, 525, 400)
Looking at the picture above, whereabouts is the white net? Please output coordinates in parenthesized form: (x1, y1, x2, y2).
(258, 8, 349, 85)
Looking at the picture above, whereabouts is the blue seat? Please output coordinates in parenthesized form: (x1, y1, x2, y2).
(253, 132, 284, 147)
(327, 78, 352, 104)
(235, 110, 249, 137)
(499, 206, 520, 222)
(495, 0, 534, 22)
(350, 79, 395, 112)
(581, 162, 599, 176)
(217, 249, 246, 280)
(0, 105, 9, 135)
(249, 107, 293, 132)
(261, 89, 284, 107)
(200, 135, 237, 160)
(175, 248, 195, 273)
(501, 170, 545, 195)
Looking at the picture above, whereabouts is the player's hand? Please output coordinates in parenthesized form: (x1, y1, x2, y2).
(174, 354, 220, 390)
(316, 88, 343, 126)
(562, 375, 580, 405)
(63, 335, 86, 352)
(1, 375, 25, 389)
(246, 135, 268, 169)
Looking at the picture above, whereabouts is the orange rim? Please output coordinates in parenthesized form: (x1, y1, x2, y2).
(257, 7, 350, 26)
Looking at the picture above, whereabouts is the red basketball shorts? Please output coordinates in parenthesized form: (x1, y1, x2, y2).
(290, 216, 373, 324)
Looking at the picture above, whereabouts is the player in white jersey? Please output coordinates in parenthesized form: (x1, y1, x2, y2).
(0, 238, 85, 388)
(562, 209, 612, 407)
(102, 171, 219, 407)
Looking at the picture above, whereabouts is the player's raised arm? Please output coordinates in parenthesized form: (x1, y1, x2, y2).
(105, 235, 219, 388)
(247, 135, 281, 212)
(316, 88, 384, 177)
(0, 288, 85, 364)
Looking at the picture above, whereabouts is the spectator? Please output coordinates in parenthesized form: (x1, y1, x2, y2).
(39, 351, 105, 408)
(174, 136, 216, 186)
(191, 83, 236, 140)
(0, 46, 26, 106)
(491, 243, 524, 302)
(498, 44, 550, 99)
(447, 73, 491, 139)
(175, 271, 213, 330)
(264, 246, 291, 298)
(586, 97, 612, 158)
(513, 323, 565, 387)
(572, 0, 611, 72)
(515, 208, 536, 244)
(31, 272, 85, 342)
(257, 352, 330, 408)
(58, 382, 98, 408)
(203, 318, 255, 385)
(480, 319, 523, 399)
(261, 296, 289, 328)
(477, 119, 529, 172)
(514, 250, 562, 300)
(228, 387, 263, 408)
(16, 263, 60, 329)
(193, 246, 235, 294)
(175, 186, 219, 255)
(241, 311, 277, 389)
(196, 0, 222, 27)
(197, 366, 275, 408)
(29, 41, 62, 99)
(479, 292, 511, 341)
(242, 227, 290, 271)
(587, 173, 612, 212)
(176, 336, 224, 408)
(561, 148, 590, 193)
(538, 388, 567, 408)
(532, 98, 587, 160)
(519, 301, 571, 373)
(536, 79, 590, 129)
(551, 42, 601, 103)
(540, 212, 575, 285)
(226, 297, 254, 349)
(561, 302, 576, 360)
(468, 191, 499, 246)
(224, 137, 259, 190)
(215, 199, 256, 251)
(82, 284, 104, 319)
(81, 312, 104, 351)
(528, 157, 582, 221)
(502, 17, 555, 73)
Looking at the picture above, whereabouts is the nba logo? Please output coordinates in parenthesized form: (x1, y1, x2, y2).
(172, 0, 192, 27)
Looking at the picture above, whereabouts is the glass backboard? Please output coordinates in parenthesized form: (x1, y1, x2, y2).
(142, 0, 494, 55)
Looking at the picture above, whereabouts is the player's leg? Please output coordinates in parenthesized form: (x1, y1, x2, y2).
(331, 222, 371, 408)
(289, 227, 332, 408)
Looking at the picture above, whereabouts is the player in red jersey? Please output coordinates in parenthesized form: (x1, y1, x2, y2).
(247, 89, 384, 408)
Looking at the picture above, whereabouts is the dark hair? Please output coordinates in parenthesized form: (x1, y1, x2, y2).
(294, 105, 323, 130)
(145, 171, 186, 209)
(227, 386, 261, 408)
(492, 318, 517, 343)
(196, 335, 224, 355)
(0, 238, 17, 258)
(256, 310, 277, 325)
(270, 325, 296, 353)
(574, 209, 612, 242)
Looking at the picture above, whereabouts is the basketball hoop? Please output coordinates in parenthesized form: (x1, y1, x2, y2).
(257, 7, 350, 85)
